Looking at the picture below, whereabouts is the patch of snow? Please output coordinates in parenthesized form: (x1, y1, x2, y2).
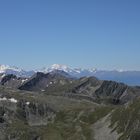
(75, 70, 81, 73)
(26, 102, 30, 105)
(8, 98, 18, 103)
(0, 97, 18, 103)
(22, 79, 28, 83)
(88, 68, 97, 73)
(0, 97, 7, 101)
(1, 74, 6, 78)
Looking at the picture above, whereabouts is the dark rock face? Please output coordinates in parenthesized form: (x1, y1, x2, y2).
(0, 74, 5, 82)
(19, 72, 46, 91)
(19, 71, 74, 91)
(95, 81, 128, 104)
(95, 81, 127, 97)
(71, 78, 137, 104)
(72, 77, 101, 96)
(0, 107, 5, 123)
(1, 74, 17, 85)
(0, 74, 27, 88)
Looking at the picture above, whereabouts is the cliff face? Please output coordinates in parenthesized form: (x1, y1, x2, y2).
(17, 100, 56, 126)
(0, 74, 27, 89)
(94, 81, 140, 104)
(95, 81, 127, 97)
(94, 81, 128, 104)
(0, 101, 55, 125)
(0, 93, 56, 140)
(71, 77, 102, 96)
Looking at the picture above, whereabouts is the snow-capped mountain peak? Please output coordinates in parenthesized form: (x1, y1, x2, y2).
(51, 64, 70, 72)
(0, 65, 18, 73)
(39, 64, 98, 77)
(0, 64, 24, 73)
(40, 64, 74, 73)
(88, 68, 97, 73)
(1, 64, 140, 85)
(0, 65, 10, 73)
(0, 64, 35, 77)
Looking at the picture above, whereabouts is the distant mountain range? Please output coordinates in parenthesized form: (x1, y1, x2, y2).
(0, 65, 35, 77)
(0, 64, 140, 85)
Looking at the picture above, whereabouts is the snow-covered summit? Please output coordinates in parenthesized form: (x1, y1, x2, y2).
(1, 64, 140, 85)
(0, 65, 22, 73)
(0, 64, 35, 77)
(50, 64, 73, 72)
(40, 64, 75, 73)
(39, 64, 97, 77)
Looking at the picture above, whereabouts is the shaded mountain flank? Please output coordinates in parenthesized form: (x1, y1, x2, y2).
(18, 71, 140, 104)
(0, 74, 28, 88)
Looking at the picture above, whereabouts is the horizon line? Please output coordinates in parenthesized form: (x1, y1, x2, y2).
(0, 63, 140, 72)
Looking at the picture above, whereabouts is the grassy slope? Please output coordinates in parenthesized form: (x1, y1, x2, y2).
(2, 85, 140, 140)
(110, 98, 140, 140)
(0, 86, 114, 140)
(7, 106, 113, 140)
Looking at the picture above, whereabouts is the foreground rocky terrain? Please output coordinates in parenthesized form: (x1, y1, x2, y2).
(0, 71, 140, 140)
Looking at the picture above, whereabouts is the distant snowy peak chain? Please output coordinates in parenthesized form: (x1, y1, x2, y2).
(49, 64, 74, 73)
(0, 64, 125, 77)
(40, 64, 97, 74)
(0, 65, 22, 73)
(0, 64, 35, 77)
(0, 64, 137, 76)
(1, 64, 140, 85)
(51, 64, 69, 70)
(38, 64, 140, 85)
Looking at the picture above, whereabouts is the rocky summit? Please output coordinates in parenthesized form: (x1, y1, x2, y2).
(0, 71, 140, 140)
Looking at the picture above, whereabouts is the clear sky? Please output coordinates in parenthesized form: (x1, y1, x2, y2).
(0, 0, 140, 70)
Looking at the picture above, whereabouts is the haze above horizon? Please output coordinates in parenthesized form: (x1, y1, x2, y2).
(0, 0, 140, 70)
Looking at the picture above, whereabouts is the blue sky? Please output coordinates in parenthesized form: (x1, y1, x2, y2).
(0, 0, 140, 70)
